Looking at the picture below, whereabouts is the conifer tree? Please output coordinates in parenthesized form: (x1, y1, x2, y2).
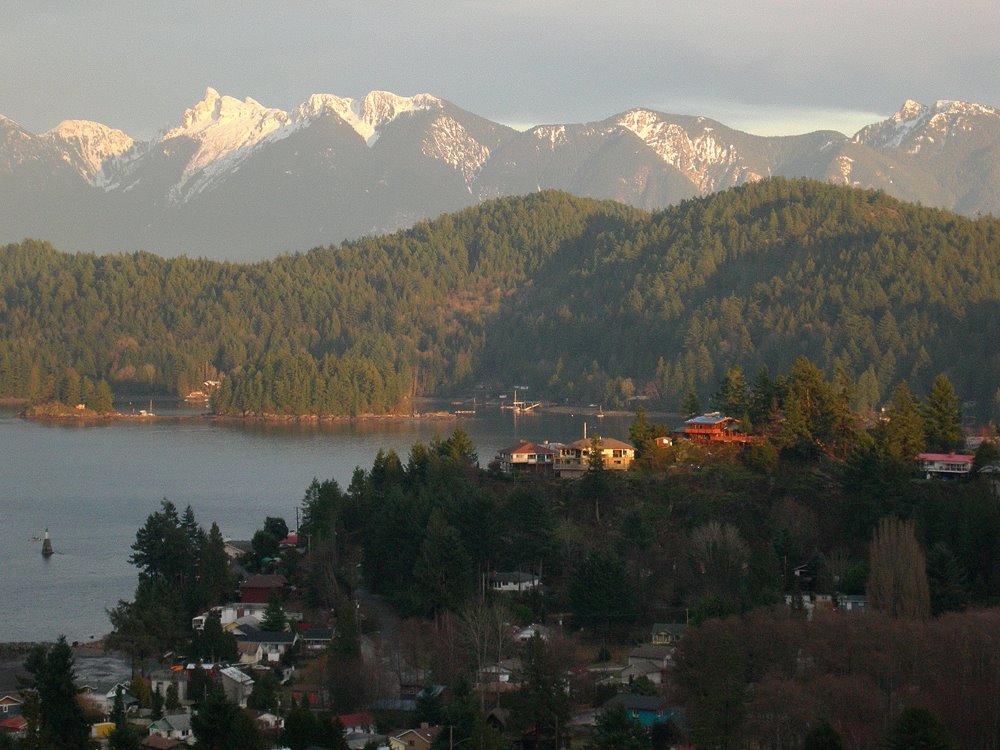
(922, 374, 963, 453)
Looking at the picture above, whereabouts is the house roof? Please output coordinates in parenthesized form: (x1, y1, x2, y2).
(500, 441, 557, 456)
(393, 726, 442, 744)
(150, 713, 191, 733)
(302, 627, 334, 640)
(916, 453, 974, 463)
(240, 574, 287, 590)
(629, 645, 672, 660)
(0, 716, 27, 732)
(651, 622, 686, 636)
(567, 437, 634, 451)
(240, 628, 297, 645)
(335, 713, 376, 728)
(237, 641, 263, 655)
(220, 666, 254, 685)
(685, 412, 736, 425)
(489, 571, 539, 583)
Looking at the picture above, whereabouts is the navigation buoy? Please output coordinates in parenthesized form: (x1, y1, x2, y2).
(41, 528, 53, 557)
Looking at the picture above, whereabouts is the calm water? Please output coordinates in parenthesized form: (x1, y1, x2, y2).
(0, 403, 631, 643)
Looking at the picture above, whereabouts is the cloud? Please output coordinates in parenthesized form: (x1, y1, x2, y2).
(1, 1, 997, 138)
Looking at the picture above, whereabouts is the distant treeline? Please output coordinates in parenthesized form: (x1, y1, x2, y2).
(2, 179, 999, 418)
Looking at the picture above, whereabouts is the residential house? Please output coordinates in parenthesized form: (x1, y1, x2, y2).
(238, 627, 298, 662)
(488, 571, 541, 593)
(219, 666, 254, 707)
(334, 713, 377, 734)
(239, 574, 288, 604)
(149, 671, 188, 706)
(682, 412, 757, 445)
(557, 437, 636, 477)
(513, 623, 551, 641)
(837, 594, 868, 613)
(623, 646, 673, 686)
(496, 441, 557, 475)
(0, 716, 27, 740)
(245, 709, 284, 735)
(223, 540, 253, 561)
(0, 693, 22, 718)
(650, 623, 686, 646)
(148, 712, 193, 744)
(480, 658, 521, 685)
(602, 694, 682, 727)
(389, 725, 442, 750)
(237, 641, 265, 666)
(301, 626, 334, 652)
(915, 453, 974, 480)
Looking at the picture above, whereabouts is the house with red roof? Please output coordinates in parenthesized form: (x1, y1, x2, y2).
(496, 441, 557, 474)
(916, 453, 974, 480)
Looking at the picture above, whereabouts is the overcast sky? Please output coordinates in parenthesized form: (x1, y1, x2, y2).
(4, 1, 999, 140)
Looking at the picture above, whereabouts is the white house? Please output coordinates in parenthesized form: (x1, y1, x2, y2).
(915, 453, 974, 480)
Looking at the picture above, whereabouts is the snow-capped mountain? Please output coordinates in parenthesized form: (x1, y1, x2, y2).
(2, 91, 999, 260)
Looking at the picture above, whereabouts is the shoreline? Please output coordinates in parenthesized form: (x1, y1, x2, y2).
(19, 409, 460, 425)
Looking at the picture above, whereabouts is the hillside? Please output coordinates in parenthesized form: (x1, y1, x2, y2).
(1, 180, 998, 418)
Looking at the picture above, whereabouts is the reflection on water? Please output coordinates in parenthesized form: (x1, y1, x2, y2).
(0, 404, 633, 642)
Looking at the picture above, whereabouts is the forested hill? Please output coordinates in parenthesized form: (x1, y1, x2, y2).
(2, 179, 999, 418)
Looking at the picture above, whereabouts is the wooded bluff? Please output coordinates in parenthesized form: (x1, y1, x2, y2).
(1, 179, 998, 419)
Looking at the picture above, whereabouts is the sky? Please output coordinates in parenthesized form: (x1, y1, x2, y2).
(3, 1, 999, 140)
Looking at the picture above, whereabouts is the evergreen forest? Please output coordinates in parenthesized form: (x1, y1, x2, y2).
(2, 179, 999, 419)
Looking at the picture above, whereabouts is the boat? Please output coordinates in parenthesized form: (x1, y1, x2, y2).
(596, 405, 605, 419)
(41, 528, 53, 557)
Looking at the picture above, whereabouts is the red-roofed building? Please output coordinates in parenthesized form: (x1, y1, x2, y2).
(0, 716, 28, 739)
(334, 713, 377, 734)
(279, 532, 300, 548)
(682, 412, 758, 445)
(239, 574, 287, 603)
(916, 453, 974, 480)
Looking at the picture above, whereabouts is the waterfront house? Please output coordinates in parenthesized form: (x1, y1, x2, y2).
(557, 437, 635, 477)
(915, 453, 974, 480)
(682, 412, 757, 444)
(496, 441, 557, 474)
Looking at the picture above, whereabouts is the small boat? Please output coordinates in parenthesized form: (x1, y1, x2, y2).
(41, 528, 53, 557)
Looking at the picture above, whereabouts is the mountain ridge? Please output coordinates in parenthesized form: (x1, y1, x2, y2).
(3, 90, 1000, 260)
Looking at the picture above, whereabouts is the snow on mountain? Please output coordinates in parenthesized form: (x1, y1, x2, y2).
(421, 114, 491, 187)
(45, 120, 136, 185)
(617, 109, 754, 191)
(146, 88, 447, 201)
(293, 90, 442, 146)
(853, 99, 1000, 153)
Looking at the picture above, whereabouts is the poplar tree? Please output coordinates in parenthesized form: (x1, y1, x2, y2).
(867, 517, 930, 620)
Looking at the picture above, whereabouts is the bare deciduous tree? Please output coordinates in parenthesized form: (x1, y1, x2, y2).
(867, 517, 930, 620)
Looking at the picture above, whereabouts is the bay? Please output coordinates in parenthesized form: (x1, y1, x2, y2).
(0, 402, 632, 643)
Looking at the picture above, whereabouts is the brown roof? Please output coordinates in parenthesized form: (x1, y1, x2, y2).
(240, 574, 287, 589)
(500, 441, 556, 456)
(567, 437, 634, 451)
